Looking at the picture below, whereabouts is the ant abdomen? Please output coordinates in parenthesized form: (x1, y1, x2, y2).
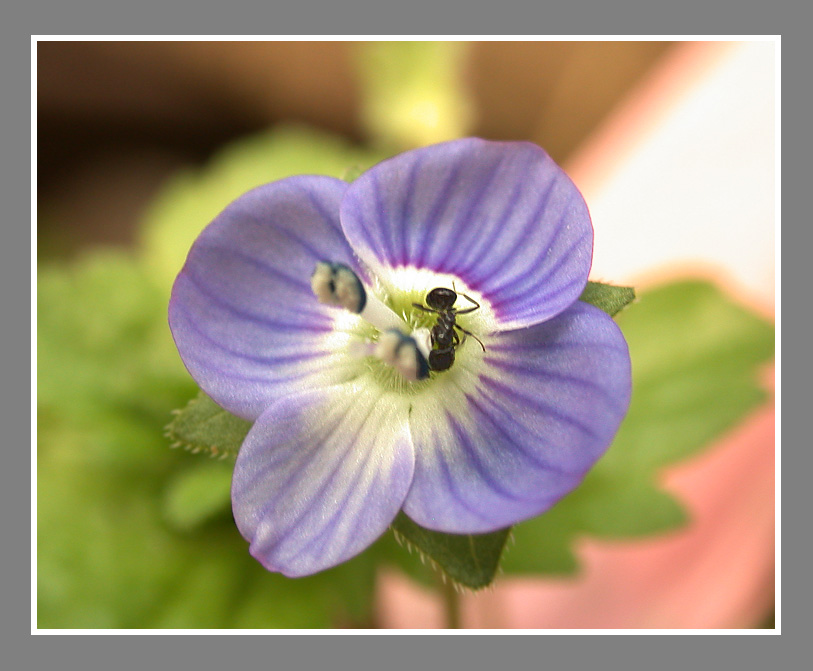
(428, 348, 455, 371)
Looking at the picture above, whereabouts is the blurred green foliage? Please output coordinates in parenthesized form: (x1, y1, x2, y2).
(354, 41, 475, 150)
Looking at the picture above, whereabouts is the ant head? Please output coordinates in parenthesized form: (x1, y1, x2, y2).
(425, 287, 457, 310)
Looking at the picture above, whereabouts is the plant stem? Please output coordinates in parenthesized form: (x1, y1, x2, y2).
(439, 573, 461, 629)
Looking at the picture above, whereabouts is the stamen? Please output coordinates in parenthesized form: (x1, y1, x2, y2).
(359, 292, 406, 331)
(375, 329, 430, 381)
(312, 262, 366, 312)
(312, 261, 403, 331)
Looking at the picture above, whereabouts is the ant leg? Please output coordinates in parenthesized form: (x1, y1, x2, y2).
(450, 281, 480, 314)
(456, 292, 481, 315)
(455, 325, 486, 351)
(412, 303, 440, 314)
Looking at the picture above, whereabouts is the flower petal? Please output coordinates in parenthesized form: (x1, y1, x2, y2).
(340, 138, 593, 329)
(169, 176, 363, 420)
(403, 302, 631, 533)
(232, 385, 414, 577)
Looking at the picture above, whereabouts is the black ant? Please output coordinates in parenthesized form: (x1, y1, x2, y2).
(412, 287, 486, 372)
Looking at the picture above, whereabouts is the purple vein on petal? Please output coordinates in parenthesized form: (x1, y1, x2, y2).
(194, 243, 308, 292)
(173, 315, 334, 395)
(242, 410, 343, 485)
(347, 207, 373, 258)
(485, 205, 588, 300)
(412, 160, 466, 267)
(445, 148, 537, 275)
(293, 438, 383, 558)
(259, 402, 381, 551)
(531, 230, 591, 289)
(483, 247, 581, 309)
(182, 270, 331, 332)
(175, 340, 312, 387)
(301, 188, 344, 236)
(432, 433, 503, 525)
(463, 176, 559, 290)
(242, 209, 336, 263)
(445, 410, 533, 501)
(371, 170, 403, 270)
(488, 338, 629, 356)
(445, 175, 524, 281)
(487, 357, 626, 411)
(479, 374, 601, 440)
(180, 360, 290, 387)
(369, 171, 388, 260)
(174, 302, 332, 364)
(491, 266, 587, 318)
(245, 444, 334, 530)
(498, 228, 588, 297)
(242, 441, 318, 487)
(399, 155, 422, 266)
(481, 177, 563, 286)
(463, 391, 577, 476)
(434, 153, 507, 270)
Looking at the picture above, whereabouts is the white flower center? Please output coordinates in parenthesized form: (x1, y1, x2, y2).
(312, 262, 494, 395)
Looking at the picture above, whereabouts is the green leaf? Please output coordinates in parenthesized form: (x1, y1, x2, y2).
(501, 279, 774, 576)
(579, 280, 636, 316)
(166, 391, 251, 459)
(389, 513, 510, 590)
(140, 125, 389, 292)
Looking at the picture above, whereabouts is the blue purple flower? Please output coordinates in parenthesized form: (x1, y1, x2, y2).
(169, 138, 631, 577)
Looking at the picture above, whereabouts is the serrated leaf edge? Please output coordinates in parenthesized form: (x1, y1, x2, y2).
(389, 525, 506, 593)
(164, 395, 240, 460)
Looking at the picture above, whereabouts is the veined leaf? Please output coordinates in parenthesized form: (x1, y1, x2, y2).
(390, 513, 510, 590)
(166, 392, 250, 460)
(579, 280, 636, 316)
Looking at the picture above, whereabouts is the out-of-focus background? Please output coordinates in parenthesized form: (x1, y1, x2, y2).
(36, 40, 776, 630)
(38, 41, 673, 255)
